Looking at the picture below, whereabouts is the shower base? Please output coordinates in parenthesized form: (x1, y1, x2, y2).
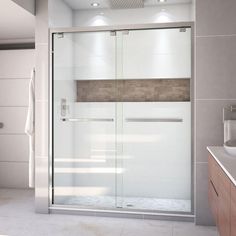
(55, 196, 191, 213)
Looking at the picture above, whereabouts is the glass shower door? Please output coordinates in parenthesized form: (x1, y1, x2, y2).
(52, 31, 118, 208)
(118, 28, 192, 212)
(52, 27, 192, 214)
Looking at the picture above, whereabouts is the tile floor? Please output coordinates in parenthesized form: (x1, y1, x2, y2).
(0, 189, 218, 236)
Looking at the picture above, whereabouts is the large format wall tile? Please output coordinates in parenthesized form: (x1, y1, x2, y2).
(0, 135, 29, 162)
(35, 0, 49, 44)
(0, 107, 27, 134)
(196, 36, 236, 99)
(196, 0, 236, 36)
(196, 100, 236, 163)
(35, 44, 49, 101)
(35, 101, 48, 157)
(195, 163, 215, 226)
(0, 162, 29, 188)
(0, 79, 29, 106)
(0, 50, 35, 78)
(35, 155, 49, 213)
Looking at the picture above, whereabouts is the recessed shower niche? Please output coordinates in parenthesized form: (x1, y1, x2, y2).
(51, 26, 192, 214)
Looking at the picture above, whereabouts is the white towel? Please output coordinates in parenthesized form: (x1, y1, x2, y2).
(25, 68, 35, 188)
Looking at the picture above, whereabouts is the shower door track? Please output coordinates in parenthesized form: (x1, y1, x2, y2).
(49, 21, 195, 220)
(49, 205, 194, 222)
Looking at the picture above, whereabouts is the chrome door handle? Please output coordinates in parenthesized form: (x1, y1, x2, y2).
(61, 118, 114, 122)
(125, 118, 183, 123)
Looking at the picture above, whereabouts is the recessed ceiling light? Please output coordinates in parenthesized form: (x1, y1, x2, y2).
(91, 2, 100, 7)
(158, 0, 167, 3)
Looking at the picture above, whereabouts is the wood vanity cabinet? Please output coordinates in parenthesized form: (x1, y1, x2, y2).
(208, 155, 219, 224)
(231, 184, 236, 236)
(208, 155, 231, 236)
(218, 167, 231, 236)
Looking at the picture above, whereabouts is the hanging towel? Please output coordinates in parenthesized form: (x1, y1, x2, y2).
(25, 68, 35, 188)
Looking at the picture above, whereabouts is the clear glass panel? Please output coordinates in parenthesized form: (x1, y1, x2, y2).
(53, 31, 118, 208)
(122, 28, 191, 79)
(118, 28, 192, 212)
(52, 27, 192, 214)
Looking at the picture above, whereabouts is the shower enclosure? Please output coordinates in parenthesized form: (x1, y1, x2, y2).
(51, 24, 193, 216)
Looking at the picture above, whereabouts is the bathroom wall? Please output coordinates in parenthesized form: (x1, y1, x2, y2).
(0, 49, 35, 188)
(49, 0, 73, 27)
(12, 0, 35, 15)
(35, 0, 194, 212)
(195, 0, 236, 225)
(73, 3, 193, 27)
(35, 0, 73, 213)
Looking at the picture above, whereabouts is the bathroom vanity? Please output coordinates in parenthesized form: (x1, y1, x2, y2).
(208, 146, 236, 236)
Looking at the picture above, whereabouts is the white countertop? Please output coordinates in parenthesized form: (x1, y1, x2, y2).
(207, 146, 236, 186)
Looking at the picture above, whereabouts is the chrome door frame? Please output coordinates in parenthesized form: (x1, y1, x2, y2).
(48, 21, 195, 219)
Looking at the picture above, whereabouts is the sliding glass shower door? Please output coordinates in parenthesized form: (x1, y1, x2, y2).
(52, 31, 118, 208)
(52, 27, 192, 213)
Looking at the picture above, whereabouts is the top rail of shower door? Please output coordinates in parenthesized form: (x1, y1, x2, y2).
(61, 118, 114, 122)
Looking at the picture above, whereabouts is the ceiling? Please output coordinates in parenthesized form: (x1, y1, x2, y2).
(64, 0, 192, 10)
(0, 0, 35, 44)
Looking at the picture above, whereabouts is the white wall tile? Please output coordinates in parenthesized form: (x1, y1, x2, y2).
(35, 155, 49, 213)
(73, 4, 193, 27)
(35, 0, 49, 44)
(0, 162, 29, 188)
(0, 50, 35, 78)
(0, 135, 29, 162)
(35, 101, 48, 156)
(0, 107, 27, 134)
(49, 0, 73, 27)
(35, 44, 48, 101)
(0, 79, 30, 106)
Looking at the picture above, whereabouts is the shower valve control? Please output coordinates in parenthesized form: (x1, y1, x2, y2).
(61, 98, 69, 117)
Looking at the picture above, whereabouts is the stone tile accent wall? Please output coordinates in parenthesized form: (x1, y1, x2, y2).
(77, 79, 190, 102)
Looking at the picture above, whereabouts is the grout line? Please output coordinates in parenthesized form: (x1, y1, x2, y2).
(196, 98, 236, 101)
(0, 161, 29, 163)
(0, 133, 26, 136)
(196, 34, 236, 38)
(0, 106, 28, 107)
(0, 78, 30, 80)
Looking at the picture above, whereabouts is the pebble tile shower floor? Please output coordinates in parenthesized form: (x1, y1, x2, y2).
(57, 196, 191, 212)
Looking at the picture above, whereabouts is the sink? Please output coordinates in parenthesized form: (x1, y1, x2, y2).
(224, 140, 236, 156)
